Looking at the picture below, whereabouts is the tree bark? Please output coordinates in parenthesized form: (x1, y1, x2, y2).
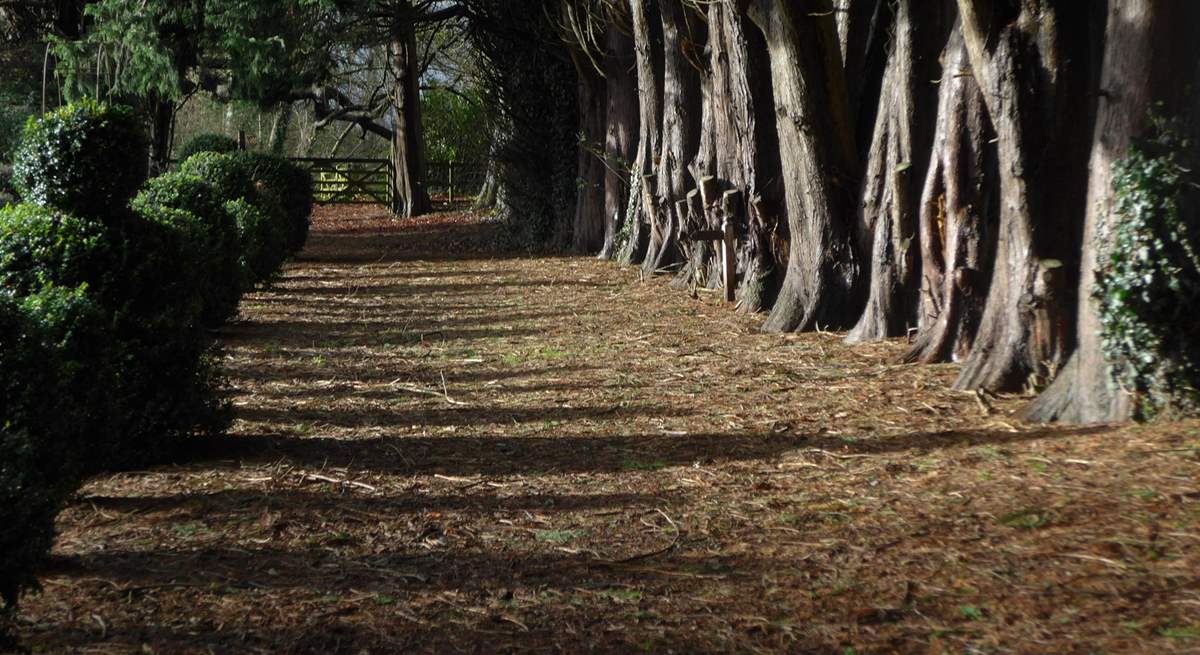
(749, 0, 861, 333)
(391, 9, 431, 218)
(904, 25, 998, 364)
(572, 55, 607, 252)
(149, 96, 174, 173)
(1024, 0, 1200, 423)
(616, 0, 663, 266)
(642, 0, 703, 276)
(845, 0, 945, 343)
(599, 12, 640, 260)
(952, 0, 1094, 391)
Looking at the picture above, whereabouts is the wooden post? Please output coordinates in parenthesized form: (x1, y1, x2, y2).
(721, 190, 740, 303)
(641, 173, 659, 242)
(698, 176, 720, 219)
(448, 161, 455, 205)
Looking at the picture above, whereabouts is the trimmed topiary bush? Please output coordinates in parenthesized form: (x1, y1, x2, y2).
(0, 285, 111, 623)
(10, 102, 148, 218)
(0, 203, 119, 295)
(225, 197, 287, 284)
(178, 133, 239, 163)
(228, 152, 314, 254)
(1096, 115, 1200, 418)
(131, 173, 243, 325)
(178, 151, 258, 202)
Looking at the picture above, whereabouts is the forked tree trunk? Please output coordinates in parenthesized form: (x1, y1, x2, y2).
(904, 26, 998, 363)
(642, 0, 703, 276)
(599, 13, 640, 260)
(845, 0, 944, 343)
(749, 0, 862, 333)
(951, 0, 1094, 391)
(391, 12, 430, 218)
(1024, 0, 1200, 423)
(617, 0, 663, 265)
(572, 57, 607, 252)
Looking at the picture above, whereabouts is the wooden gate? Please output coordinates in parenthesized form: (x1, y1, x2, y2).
(290, 157, 396, 211)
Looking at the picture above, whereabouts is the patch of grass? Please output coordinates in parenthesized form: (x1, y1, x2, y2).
(171, 522, 209, 538)
(1160, 623, 1200, 640)
(501, 352, 523, 366)
(375, 595, 396, 605)
(310, 354, 327, 366)
(539, 346, 568, 359)
(959, 605, 984, 621)
(621, 459, 667, 471)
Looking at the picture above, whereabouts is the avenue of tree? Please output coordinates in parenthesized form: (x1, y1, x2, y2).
(4, 0, 1199, 425)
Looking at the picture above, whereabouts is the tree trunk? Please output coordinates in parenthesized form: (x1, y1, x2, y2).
(572, 55, 607, 252)
(749, 0, 861, 333)
(616, 0, 663, 266)
(642, 0, 703, 276)
(1024, 0, 1200, 423)
(269, 102, 292, 155)
(846, 0, 944, 343)
(951, 0, 1094, 391)
(149, 96, 174, 174)
(599, 14, 640, 260)
(391, 10, 430, 218)
(903, 25, 998, 364)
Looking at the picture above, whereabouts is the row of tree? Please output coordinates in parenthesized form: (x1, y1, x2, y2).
(528, 0, 1199, 423)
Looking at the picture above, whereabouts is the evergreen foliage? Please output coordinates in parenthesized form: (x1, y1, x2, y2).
(1096, 115, 1200, 417)
(178, 133, 240, 162)
(10, 102, 148, 217)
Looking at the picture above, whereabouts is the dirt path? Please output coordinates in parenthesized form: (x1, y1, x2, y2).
(16, 208, 1200, 653)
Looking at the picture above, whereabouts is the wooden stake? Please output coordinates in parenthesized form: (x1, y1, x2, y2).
(721, 190, 740, 303)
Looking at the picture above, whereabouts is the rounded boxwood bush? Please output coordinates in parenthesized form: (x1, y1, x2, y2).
(10, 102, 148, 218)
(225, 197, 287, 284)
(178, 133, 239, 163)
(0, 203, 118, 296)
(132, 173, 243, 326)
(178, 151, 258, 202)
(0, 285, 108, 617)
(228, 152, 313, 254)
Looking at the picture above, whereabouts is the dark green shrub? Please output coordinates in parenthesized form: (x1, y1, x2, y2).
(0, 285, 110, 620)
(228, 152, 313, 254)
(178, 151, 257, 202)
(10, 102, 148, 217)
(0, 203, 228, 468)
(178, 133, 239, 162)
(132, 173, 243, 325)
(225, 197, 287, 284)
(1096, 116, 1200, 417)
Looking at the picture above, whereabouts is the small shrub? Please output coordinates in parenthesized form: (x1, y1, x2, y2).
(178, 151, 257, 203)
(10, 101, 148, 218)
(132, 173, 243, 325)
(0, 203, 118, 296)
(1096, 114, 1200, 417)
(178, 133, 240, 162)
(225, 197, 287, 284)
(229, 152, 313, 254)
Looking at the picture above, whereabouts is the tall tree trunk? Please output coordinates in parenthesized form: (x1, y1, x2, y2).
(951, 0, 1094, 391)
(616, 0, 663, 265)
(846, 0, 944, 342)
(269, 102, 292, 155)
(904, 25, 998, 363)
(149, 96, 173, 173)
(642, 0, 703, 276)
(1024, 0, 1200, 423)
(572, 57, 607, 252)
(599, 13, 640, 260)
(749, 0, 861, 333)
(391, 9, 430, 218)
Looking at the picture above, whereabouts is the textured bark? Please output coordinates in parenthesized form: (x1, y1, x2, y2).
(391, 13, 431, 219)
(904, 26, 997, 364)
(616, 0, 663, 266)
(642, 0, 703, 276)
(149, 97, 174, 173)
(572, 58, 607, 252)
(845, 0, 944, 343)
(1024, 1, 1200, 423)
(598, 15, 640, 260)
(749, 0, 861, 333)
(952, 0, 1093, 391)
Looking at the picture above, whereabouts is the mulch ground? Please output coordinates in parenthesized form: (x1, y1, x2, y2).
(13, 206, 1200, 654)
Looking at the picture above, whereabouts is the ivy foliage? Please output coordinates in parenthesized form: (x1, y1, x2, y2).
(1096, 115, 1200, 417)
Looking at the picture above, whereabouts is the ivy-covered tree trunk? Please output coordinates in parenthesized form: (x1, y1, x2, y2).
(1024, 0, 1200, 423)
(951, 0, 1095, 391)
(599, 13, 640, 260)
(749, 0, 862, 333)
(391, 11, 430, 219)
(904, 25, 998, 364)
(616, 0, 663, 266)
(642, 0, 702, 276)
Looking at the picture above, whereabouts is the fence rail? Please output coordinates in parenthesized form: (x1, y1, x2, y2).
(289, 157, 395, 208)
